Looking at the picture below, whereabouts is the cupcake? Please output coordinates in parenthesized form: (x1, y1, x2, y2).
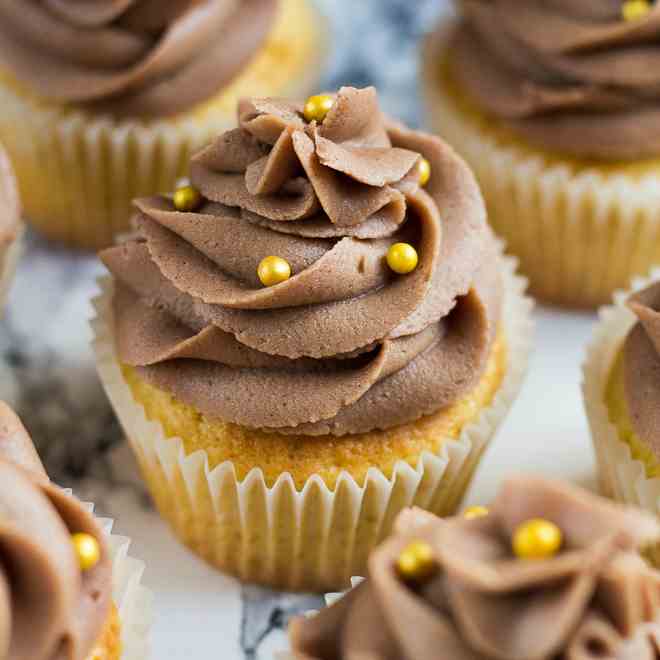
(290, 476, 660, 659)
(423, 2, 660, 308)
(584, 269, 660, 545)
(93, 86, 533, 591)
(0, 401, 151, 659)
(0, 143, 22, 309)
(0, 0, 326, 250)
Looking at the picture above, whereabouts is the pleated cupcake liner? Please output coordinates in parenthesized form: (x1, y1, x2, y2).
(91, 254, 533, 592)
(422, 21, 660, 309)
(0, 0, 327, 250)
(67, 490, 153, 659)
(0, 223, 22, 312)
(583, 269, 660, 566)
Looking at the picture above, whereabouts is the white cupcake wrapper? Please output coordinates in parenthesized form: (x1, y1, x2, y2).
(66, 489, 153, 659)
(582, 270, 660, 521)
(0, 224, 22, 311)
(91, 253, 533, 591)
(422, 20, 660, 308)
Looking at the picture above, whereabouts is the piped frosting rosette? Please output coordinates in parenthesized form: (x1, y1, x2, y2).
(450, 0, 660, 160)
(0, 402, 151, 659)
(100, 86, 502, 436)
(94, 86, 531, 590)
(0, 0, 277, 118)
(290, 477, 660, 660)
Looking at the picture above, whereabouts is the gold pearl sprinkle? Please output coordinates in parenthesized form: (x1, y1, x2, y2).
(257, 256, 292, 287)
(71, 533, 101, 572)
(418, 158, 431, 186)
(513, 519, 563, 560)
(303, 94, 335, 123)
(173, 185, 202, 212)
(622, 0, 652, 21)
(464, 505, 489, 520)
(396, 540, 437, 583)
(386, 243, 419, 275)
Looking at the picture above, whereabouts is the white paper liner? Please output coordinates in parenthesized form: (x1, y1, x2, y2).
(0, 223, 22, 312)
(91, 254, 533, 592)
(68, 489, 153, 660)
(582, 269, 660, 525)
(421, 20, 660, 308)
(0, 0, 327, 249)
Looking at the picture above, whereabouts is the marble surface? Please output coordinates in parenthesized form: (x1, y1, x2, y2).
(0, 1, 605, 658)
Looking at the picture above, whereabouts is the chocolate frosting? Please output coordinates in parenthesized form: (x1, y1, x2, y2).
(0, 144, 20, 248)
(449, 1, 660, 160)
(290, 476, 660, 660)
(0, 402, 113, 660)
(0, 0, 277, 117)
(101, 87, 503, 435)
(619, 281, 660, 458)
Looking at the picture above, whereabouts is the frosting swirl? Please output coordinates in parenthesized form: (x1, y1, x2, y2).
(0, 0, 277, 117)
(290, 476, 660, 660)
(0, 402, 113, 660)
(101, 86, 502, 435)
(449, 1, 660, 160)
(617, 282, 660, 456)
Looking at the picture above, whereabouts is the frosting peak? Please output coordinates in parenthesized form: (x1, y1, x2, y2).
(449, 1, 660, 159)
(290, 477, 660, 660)
(0, 403, 113, 660)
(102, 87, 502, 435)
(0, 0, 277, 117)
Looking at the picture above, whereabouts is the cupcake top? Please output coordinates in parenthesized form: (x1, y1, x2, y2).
(449, 1, 660, 160)
(619, 282, 660, 455)
(290, 476, 660, 660)
(100, 86, 503, 436)
(0, 402, 113, 660)
(0, 0, 277, 117)
(0, 144, 20, 250)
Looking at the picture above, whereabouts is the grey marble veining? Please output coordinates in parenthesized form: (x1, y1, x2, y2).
(0, 3, 447, 657)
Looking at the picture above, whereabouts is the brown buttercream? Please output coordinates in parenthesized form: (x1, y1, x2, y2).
(0, 0, 277, 117)
(620, 282, 660, 458)
(290, 476, 660, 660)
(0, 144, 20, 249)
(101, 86, 503, 435)
(0, 402, 113, 660)
(448, 1, 660, 160)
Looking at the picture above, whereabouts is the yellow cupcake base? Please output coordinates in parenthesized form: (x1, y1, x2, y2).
(422, 22, 660, 308)
(605, 348, 660, 479)
(0, 0, 326, 250)
(92, 253, 533, 592)
(583, 269, 660, 565)
(121, 329, 506, 491)
(88, 605, 122, 660)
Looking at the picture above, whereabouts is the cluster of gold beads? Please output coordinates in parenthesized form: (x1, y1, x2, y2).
(173, 184, 203, 212)
(387, 243, 419, 274)
(622, 0, 652, 20)
(397, 540, 437, 583)
(304, 94, 335, 123)
(512, 518, 563, 560)
(71, 532, 101, 572)
(258, 255, 292, 287)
